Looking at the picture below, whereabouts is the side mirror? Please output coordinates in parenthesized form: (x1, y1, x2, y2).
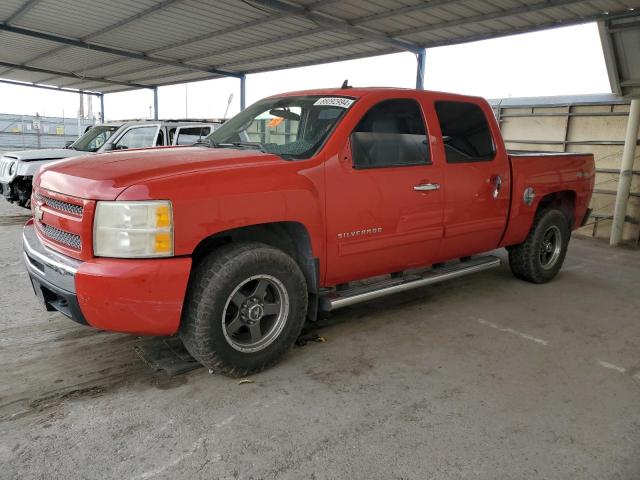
(101, 143, 114, 151)
(350, 131, 371, 169)
(64, 141, 73, 148)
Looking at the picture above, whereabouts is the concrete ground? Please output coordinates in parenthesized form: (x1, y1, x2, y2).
(0, 199, 638, 480)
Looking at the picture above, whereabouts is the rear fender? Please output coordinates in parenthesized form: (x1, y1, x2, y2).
(502, 189, 577, 247)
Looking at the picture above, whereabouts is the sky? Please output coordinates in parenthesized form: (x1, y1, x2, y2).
(0, 22, 612, 121)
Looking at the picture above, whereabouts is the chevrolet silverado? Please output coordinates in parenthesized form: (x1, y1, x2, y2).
(23, 88, 594, 376)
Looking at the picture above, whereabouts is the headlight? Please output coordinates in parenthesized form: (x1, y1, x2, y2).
(8, 162, 16, 176)
(94, 200, 173, 258)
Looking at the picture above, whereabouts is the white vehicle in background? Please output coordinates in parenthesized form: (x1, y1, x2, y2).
(0, 119, 220, 208)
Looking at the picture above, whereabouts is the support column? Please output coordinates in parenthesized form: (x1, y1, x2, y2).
(76, 93, 82, 139)
(415, 48, 426, 90)
(100, 94, 105, 123)
(610, 98, 640, 246)
(152, 86, 159, 120)
(240, 74, 246, 111)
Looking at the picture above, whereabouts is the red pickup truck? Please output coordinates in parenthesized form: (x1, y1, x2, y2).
(24, 88, 594, 376)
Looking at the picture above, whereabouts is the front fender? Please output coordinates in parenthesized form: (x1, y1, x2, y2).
(117, 160, 326, 261)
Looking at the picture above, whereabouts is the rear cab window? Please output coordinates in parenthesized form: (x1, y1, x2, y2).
(351, 98, 430, 169)
(435, 101, 495, 163)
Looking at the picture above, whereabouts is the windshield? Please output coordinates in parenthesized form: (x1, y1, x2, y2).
(206, 95, 355, 159)
(70, 125, 119, 152)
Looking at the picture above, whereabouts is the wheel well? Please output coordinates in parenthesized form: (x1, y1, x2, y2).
(192, 222, 319, 295)
(537, 191, 576, 225)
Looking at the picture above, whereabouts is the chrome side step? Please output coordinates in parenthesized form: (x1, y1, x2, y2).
(320, 256, 501, 311)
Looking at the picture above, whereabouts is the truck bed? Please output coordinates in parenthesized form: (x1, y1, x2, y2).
(500, 151, 595, 247)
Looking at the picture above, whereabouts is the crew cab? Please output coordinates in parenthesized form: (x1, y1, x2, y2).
(1, 120, 219, 208)
(23, 88, 594, 376)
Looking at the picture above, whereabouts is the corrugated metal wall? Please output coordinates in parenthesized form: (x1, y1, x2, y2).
(491, 95, 640, 244)
(0, 113, 95, 154)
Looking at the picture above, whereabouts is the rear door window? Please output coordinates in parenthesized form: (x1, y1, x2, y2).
(351, 99, 430, 169)
(435, 101, 495, 163)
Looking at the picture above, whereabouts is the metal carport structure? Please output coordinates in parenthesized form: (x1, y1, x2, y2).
(0, 0, 638, 109)
(1, 0, 639, 243)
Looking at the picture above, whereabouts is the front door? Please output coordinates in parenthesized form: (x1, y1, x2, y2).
(325, 97, 444, 285)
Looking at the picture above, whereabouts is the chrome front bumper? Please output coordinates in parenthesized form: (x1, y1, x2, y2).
(23, 223, 87, 324)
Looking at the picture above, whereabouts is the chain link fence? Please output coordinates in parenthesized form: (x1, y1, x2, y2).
(0, 113, 95, 154)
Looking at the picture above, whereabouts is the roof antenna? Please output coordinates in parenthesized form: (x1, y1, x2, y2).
(341, 79, 352, 89)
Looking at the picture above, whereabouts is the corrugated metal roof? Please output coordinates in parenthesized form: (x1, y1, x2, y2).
(599, 14, 640, 97)
(0, 0, 639, 94)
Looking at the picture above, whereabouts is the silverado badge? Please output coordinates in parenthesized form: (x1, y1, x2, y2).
(337, 227, 382, 239)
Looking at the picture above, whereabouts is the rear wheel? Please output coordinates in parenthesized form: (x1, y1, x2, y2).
(508, 208, 570, 284)
(180, 242, 307, 376)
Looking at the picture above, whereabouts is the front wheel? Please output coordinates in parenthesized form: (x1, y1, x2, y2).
(508, 208, 570, 284)
(180, 242, 308, 376)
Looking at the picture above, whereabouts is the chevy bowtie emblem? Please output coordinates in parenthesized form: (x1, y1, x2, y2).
(34, 204, 44, 222)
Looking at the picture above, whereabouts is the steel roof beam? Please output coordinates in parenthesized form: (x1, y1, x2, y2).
(209, 5, 635, 70)
(0, 0, 187, 78)
(393, 0, 589, 38)
(32, 0, 340, 86)
(3, 0, 42, 24)
(248, 0, 422, 54)
(0, 61, 151, 89)
(41, 0, 637, 90)
(192, 0, 589, 64)
(144, 0, 341, 56)
(0, 78, 102, 96)
(0, 23, 243, 79)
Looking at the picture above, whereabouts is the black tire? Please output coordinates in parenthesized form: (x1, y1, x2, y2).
(508, 208, 570, 284)
(180, 242, 307, 376)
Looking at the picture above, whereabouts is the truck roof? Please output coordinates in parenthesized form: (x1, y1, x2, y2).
(266, 87, 487, 103)
(100, 120, 218, 127)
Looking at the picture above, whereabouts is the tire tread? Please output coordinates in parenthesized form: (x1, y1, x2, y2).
(180, 242, 307, 377)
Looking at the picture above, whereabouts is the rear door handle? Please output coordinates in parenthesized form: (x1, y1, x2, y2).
(414, 183, 440, 192)
(491, 175, 502, 199)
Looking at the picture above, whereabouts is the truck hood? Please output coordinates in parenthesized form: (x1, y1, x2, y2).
(2, 148, 88, 162)
(37, 146, 284, 200)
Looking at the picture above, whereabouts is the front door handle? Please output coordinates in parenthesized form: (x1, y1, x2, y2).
(414, 183, 440, 192)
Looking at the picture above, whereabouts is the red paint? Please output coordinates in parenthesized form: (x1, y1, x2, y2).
(75, 257, 192, 335)
(32, 88, 594, 335)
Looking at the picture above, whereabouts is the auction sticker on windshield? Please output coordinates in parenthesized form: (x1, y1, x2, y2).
(313, 97, 355, 108)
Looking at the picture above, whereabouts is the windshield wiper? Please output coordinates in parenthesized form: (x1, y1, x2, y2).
(209, 141, 266, 153)
(230, 141, 266, 153)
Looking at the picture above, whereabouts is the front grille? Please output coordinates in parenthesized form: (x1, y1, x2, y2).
(39, 223, 82, 250)
(35, 192, 84, 216)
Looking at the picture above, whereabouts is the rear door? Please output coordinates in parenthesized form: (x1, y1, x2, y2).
(432, 98, 510, 258)
(324, 96, 444, 285)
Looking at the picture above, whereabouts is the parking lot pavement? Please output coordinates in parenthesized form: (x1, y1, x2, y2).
(0, 198, 639, 480)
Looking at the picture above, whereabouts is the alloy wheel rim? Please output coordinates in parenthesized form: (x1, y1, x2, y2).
(222, 274, 289, 353)
(539, 225, 562, 270)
